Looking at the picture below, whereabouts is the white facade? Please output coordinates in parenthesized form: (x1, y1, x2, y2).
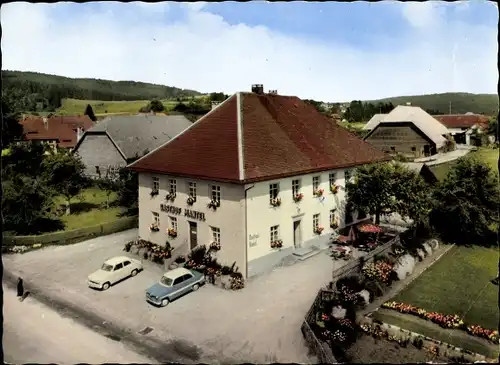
(137, 168, 367, 278)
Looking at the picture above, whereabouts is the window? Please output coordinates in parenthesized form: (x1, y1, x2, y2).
(182, 273, 193, 281)
(344, 170, 351, 183)
(123, 260, 131, 267)
(329, 173, 337, 190)
(411, 146, 416, 152)
(313, 214, 320, 230)
(188, 182, 197, 199)
(390, 146, 396, 152)
(269, 183, 279, 201)
(169, 216, 178, 230)
(95, 166, 101, 178)
(169, 179, 177, 194)
(211, 185, 221, 202)
(270, 225, 279, 242)
(173, 276, 184, 285)
(292, 179, 301, 196)
(211, 227, 221, 244)
(329, 210, 336, 223)
(312, 176, 320, 192)
(114, 263, 123, 271)
(152, 176, 160, 191)
(153, 212, 160, 225)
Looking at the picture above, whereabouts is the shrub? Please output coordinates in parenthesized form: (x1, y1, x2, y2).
(124, 241, 133, 252)
(188, 245, 208, 265)
(336, 275, 364, 292)
(413, 337, 424, 349)
(174, 255, 186, 264)
(143, 251, 149, 260)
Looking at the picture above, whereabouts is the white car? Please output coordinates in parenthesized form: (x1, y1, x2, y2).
(88, 256, 143, 290)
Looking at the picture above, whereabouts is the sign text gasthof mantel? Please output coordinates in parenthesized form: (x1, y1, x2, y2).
(160, 204, 206, 221)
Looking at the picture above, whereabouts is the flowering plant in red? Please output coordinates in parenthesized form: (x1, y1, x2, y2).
(293, 193, 304, 202)
(314, 188, 324, 197)
(210, 241, 221, 251)
(362, 261, 394, 283)
(330, 184, 339, 194)
(314, 226, 324, 235)
(167, 228, 177, 238)
(270, 240, 283, 249)
(149, 223, 159, 232)
(270, 197, 282, 207)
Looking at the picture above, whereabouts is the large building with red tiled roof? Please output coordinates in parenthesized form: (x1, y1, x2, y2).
(433, 114, 491, 145)
(20, 115, 94, 151)
(128, 85, 390, 278)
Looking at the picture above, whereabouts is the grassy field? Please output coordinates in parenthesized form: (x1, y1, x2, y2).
(53, 188, 123, 230)
(56, 96, 207, 115)
(372, 245, 499, 357)
(429, 147, 498, 182)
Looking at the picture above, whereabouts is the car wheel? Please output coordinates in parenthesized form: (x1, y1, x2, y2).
(161, 298, 170, 307)
(192, 283, 200, 291)
(131, 269, 138, 277)
(102, 282, 110, 290)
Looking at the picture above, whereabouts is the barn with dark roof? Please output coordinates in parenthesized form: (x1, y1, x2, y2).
(128, 85, 390, 278)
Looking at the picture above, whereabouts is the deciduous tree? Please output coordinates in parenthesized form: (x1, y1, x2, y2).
(148, 99, 165, 113)
(430, 156, 499, 246)
(95, 166, 120, 209)
(116, 168, 139, 216)
(84, 104, 97, 121)
(42, 151, 89, 215)
(1, 96, 24, 149)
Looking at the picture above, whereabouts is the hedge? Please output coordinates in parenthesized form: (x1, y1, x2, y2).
(3, 216, 138, 247)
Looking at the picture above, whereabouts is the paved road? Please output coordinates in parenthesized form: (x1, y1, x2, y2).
(3, 287, 156, 364)
(3, 229, 342, 363)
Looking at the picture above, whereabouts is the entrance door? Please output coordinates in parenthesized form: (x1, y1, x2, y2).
(189, 221, 198, 250)
(293, 220, 301, 248)
(423, 145, 430, 156)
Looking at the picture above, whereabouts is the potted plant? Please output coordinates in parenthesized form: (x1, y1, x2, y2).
(293, 193, 304, 202)
(314, 188, 324, 197)
(330, 184, 339, 194)
(150, 189, 159, 197)
(270, 197, 281, 207)
(210, 241, 221, 251)
(167, 228, 177, 238)
(165, 192, 176, 202)
(207, 199, 220, 210)
(187, 195, 196, 205)
(270, 239, 283, 249)
(149, 223, 159, 232)
(314, 226, 324, 234)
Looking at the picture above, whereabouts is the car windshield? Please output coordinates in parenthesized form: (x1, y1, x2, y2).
(101, 263, 113, 271)
(160, 276, 173, 286)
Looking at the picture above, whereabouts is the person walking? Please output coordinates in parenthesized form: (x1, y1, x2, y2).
(17, 277, 24, 300)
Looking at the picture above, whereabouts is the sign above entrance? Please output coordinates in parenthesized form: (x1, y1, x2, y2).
(160, 204, 206, 222)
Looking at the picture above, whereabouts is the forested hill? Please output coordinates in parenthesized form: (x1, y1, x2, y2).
(2, 70, 203, 112)
(367, 92, 499, 115)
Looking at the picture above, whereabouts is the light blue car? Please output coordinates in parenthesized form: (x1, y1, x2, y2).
(146, 267, 205, 307)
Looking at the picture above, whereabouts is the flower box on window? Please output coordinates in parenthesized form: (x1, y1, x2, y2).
(270, 197, 281, 207)
(314, 226, 324, 235)
(166, 192, 176, 202)
(314, 188, 324, 197)
(207, 199, 220, 210)
(209, 241, 221, 251)
(150, 189, 159, 197)
(167, 228, 177, 238)
(149, 223, 159, 232)
(293, 193, 304, 202)
(187, 196, 196, 205)
(330, 184, 339, 194)
(270, 239, 283, 249)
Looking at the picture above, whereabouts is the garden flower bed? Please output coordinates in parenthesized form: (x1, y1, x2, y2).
(123, 239, 172, 265)
(381, 301, 498, 344)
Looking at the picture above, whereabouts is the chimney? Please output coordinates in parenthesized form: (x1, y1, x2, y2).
(251, 84, 264, 94)
(268, 90, 278, 95)
(211, 101, 220, 110)
(43, 117, 48, 130)
(406, 102, 411, 106)
(76, 127, 84, 142)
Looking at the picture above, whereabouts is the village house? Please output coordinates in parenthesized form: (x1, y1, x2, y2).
(73, 114, 192, 179)
(363, 105, 450, 158)
(20, 115, 94, 152)
(128, 85, 390, 278)
(433, 113, 491, 145)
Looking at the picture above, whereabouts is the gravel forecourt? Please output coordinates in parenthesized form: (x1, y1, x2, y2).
(3, 229, 339, 363)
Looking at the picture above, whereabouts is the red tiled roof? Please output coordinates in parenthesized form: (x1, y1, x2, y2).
(129, 92, 391, 183)
(433, 114, 490, 129)
(20, 115, 94, 149)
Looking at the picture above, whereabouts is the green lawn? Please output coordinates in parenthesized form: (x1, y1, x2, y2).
(56, 96, 206, 115)
(373, 245, 499, 357)
(391, 245, 498, 329)
(53, 188, 123, 230)
(429, 147, 498, 182)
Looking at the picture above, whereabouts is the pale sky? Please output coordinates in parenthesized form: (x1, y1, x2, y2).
(1, 1, 498, 102)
